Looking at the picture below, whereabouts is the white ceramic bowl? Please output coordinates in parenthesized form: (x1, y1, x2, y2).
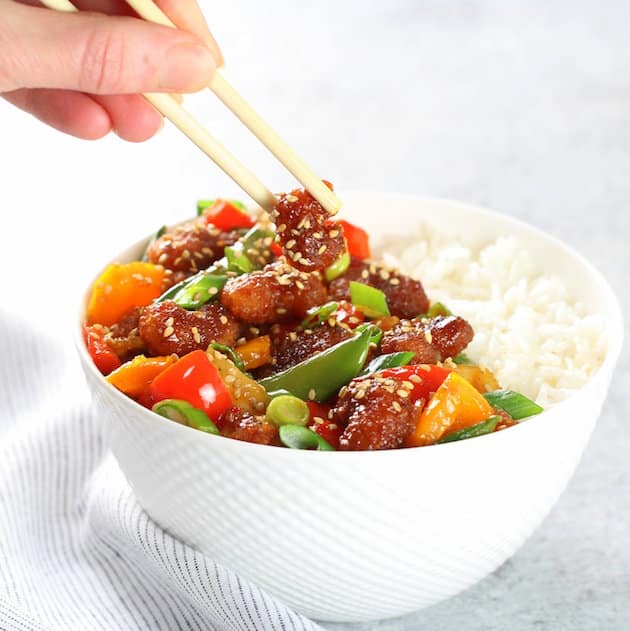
(77, 194, 623, 622)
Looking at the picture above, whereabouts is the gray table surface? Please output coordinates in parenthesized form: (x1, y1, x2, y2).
(1, 0, 628, 629)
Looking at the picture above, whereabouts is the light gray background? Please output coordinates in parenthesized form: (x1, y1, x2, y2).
(0, 1, 628, 629)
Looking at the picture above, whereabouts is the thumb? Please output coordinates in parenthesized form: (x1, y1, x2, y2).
(1, 1, 217, 94)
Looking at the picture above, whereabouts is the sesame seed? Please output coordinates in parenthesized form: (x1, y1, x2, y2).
(424, 331, 433, 344)
(361, 270, 369, 280)
(286, 194, 298, 202)
(396, 389, 409, 398)
(390, 278, 400, 286)
(276, 307, 287, 315)
(355, 390, 366, 400)
(236, 337, 247, 346)
(379, 269, 390, 280)
(329, 230, 340, 238)
(163, 326, 174, 338)
(289, 332, 298, 342)
(308, 389, 316, 401)
(224, 374, 236, 384)
(194, 251, 204, 260)
(202, 247, 213, 256)
(303, 218, 311, 229)
(348, 316, 360, 324)
(220, 315, 228, 325)
(191, 326, 201, 343)
(182, 249, 191, 259)
(286, 239, 296, 249)
(318, 245, 327, 255)
(327, 317, 337, 327)
(209, 287, 219, 296)
(393, 401, 402, 412)
(249, 327, 260, 335)
(409, 374, 422, 383)
(446, 400, 456, 414)
(403, 380, 415, 390)
(313, 232, 322, 239)
(299, 257, 310, 265)
(165, 317, 174, 327)
(158, 253, 168, 264)
(277, 223, 287, 233)
(296, 280, 305, 290)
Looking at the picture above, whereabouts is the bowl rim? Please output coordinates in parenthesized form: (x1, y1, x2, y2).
(75, 192, 625, 458)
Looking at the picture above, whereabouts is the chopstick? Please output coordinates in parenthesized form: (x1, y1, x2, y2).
(123, 0, 342, 215)
(39, 0, 278, 212)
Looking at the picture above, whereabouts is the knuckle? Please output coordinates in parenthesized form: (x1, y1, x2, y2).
(79, 28, 126, 93)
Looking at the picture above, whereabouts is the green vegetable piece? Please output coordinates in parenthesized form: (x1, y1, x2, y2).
(225, 245, 253, 274)
(197, 198, 247, 216)
(259, 325, 377, 402)
(301, 301, 338, 330)
(349, 281, 390, 318)
(359, 351, 415, 377)
(266, 395, 310, 427)
(427, 302, 452, 318)
(453, 352, 473, 365)
(483, 389, 544, 420)
(325, 250, 351, 281)
(152, 399, 219, 434)
(279, 425, 335, 451)
(437, 415, 501, 444)
(168, 272, 228, 309)
(211, 343, 246, 372)
(355, 322, 383, 346)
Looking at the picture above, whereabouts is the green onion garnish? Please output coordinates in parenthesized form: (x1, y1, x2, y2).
(197, 199, 248, 216)
(453, 352, 473, 365)
(349, 281, 390, 318)
(483, 390, 543, 420)
(359, 352, 415, 377)
(279, 425, 335, 451)
(210, 343, 246, 372)
(437, 415, 501, 444)
(225, 245, 253, 274)
(152, 399, 219, 434)
(168, 272, 228, 309)
(266, 395, 310, 428)
(325, 250, 351, 281)
(301, 301, 338, 330)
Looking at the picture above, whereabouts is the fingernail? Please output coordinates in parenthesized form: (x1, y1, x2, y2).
(160, 44, 215, 92)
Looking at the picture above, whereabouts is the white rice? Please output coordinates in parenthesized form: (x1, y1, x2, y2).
(378, 225, 607, 408)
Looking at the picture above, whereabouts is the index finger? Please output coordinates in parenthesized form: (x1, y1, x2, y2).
(135, 0, 224, 66)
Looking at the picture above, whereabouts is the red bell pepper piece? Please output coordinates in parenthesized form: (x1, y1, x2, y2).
(201, 200, 255, 231)
(149, 350, 232, 420)
(334, 300, 365, 328)
(83, 324, 121, 376)
(306, 402, 341, 449)
(338, 220, 371, 260)
(379, 365, 452, 402)
(270, 242, 283, 257)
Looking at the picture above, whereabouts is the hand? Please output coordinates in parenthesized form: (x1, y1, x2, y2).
(0, 0, 222, 141)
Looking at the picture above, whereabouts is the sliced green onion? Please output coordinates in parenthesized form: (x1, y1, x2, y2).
(359, 351, 415, 377)
(279, 425, 335, 451)
(453, 352, 473, 365)
(349, 281, 390, 318)
(355, 322, 383, 346)
(197, 198, 248, 216)
(211, 343, 246, 372)
(483, 390, 543, 420)
(168, 272, 228, 309)
(225, 245, 253, 274)
(325, 250, 351, 281)
(428, 302, 452, 318)
(152, 399, 219, 434)
(266, 395, 310, 427)
(301, 301, 338, 330)
(437, 415, 501, 444)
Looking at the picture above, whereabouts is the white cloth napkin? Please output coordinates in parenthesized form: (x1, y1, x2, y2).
(0, 310, 323, 631)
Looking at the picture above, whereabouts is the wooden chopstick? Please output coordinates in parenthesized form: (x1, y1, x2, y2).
(39, 0, 278, 212)
(124, 0, 342, 215)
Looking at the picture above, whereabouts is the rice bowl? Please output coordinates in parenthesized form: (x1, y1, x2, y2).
(78, 192, 623, 621)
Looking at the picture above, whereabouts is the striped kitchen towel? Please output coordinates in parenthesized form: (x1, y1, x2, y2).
(0, 312, 322, 631)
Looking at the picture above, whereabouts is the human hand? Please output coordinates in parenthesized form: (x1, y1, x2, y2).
(0, 0, 222, 141)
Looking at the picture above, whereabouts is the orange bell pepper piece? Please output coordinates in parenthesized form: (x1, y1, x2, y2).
(235, 336, 272, 370)
(87, 262, 165, 326)
(106, 354, 178, 398)
(405, 372, 495, 447)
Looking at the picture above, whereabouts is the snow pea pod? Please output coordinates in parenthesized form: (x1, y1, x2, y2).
(259, 325, 378, 402)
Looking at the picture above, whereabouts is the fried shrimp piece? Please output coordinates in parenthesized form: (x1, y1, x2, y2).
(218, 407, 280, 446)
(220, 261, 328, 324)
(381, 315, 474, 363)
(138, 300, 240, 356)
(272, 185, 346, 273)
(145, 219, 240, 277)
(333, 376, 419, 450)
(328, 257, 429, 319)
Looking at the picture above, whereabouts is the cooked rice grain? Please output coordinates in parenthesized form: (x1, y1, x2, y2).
(379, 227, 606, 407)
